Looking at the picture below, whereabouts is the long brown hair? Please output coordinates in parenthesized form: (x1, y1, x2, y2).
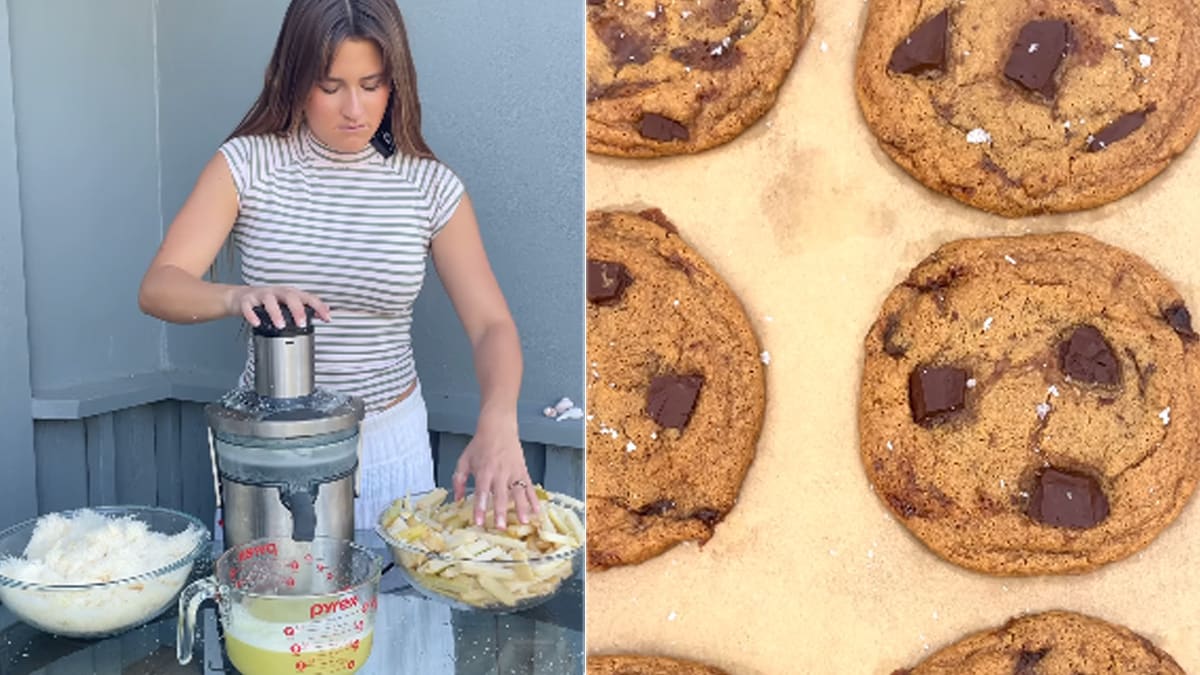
(228, 0, 434, 159)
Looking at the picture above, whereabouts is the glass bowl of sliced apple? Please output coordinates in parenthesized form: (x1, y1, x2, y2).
(375, 487, 584, 613)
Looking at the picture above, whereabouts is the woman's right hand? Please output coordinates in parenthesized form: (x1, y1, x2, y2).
(226, 285, 332, 328)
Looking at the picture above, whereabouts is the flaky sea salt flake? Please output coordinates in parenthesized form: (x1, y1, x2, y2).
(966, 128, 992, 144)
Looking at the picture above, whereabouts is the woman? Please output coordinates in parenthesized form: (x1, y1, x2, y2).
(138, 0, 536, 530)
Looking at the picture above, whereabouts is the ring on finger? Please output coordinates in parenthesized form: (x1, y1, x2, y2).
(509, 479, 529, 489)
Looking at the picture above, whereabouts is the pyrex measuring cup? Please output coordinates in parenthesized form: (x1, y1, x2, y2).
(178, 536, 382, 674)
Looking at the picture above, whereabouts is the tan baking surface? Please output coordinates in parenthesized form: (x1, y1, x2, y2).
(584, 2, 1200, 673)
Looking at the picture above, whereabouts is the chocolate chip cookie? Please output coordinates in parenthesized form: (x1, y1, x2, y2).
(587, 209, 766, 569)
(589, 654, 730, 675)
(587, 0, 815, 157)
(856, 0, 1200, 216)
(892, 611, 1184, 674)
(860, 233, 1200, 575)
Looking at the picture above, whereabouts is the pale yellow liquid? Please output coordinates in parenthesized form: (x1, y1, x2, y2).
(225, 630, 373, 674)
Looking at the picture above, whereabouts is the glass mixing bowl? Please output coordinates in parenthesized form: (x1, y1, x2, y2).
(0, 505, 210, 638)
(376, 489, 583, 614)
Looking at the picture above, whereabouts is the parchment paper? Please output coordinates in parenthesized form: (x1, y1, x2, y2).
(585, 1, 1200, 672)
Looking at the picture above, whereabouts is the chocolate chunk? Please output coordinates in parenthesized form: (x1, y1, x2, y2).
(707, 0, 738, 24)
(886, 493, 922, 518)
(981, 155, 1020, 187)
(908, 366, 968, 425)
(587, 259, 633, 305)
(692, 508, 721, 527)
(1058, 325, 1119, 385)
(638, 207, 678, 234)
(594, 19, 653, 68)
(1015, 648, 1049, 675)
(882, 314, 907, 358)
(909, 265, 964, 293)
(1164, 303, 1198, 341)
(1004, 20, 1070, 98)
(888, 10, 948, 75)
(1028, 468, 1109, 529)
(639, 113, 689, 142)
(647, 374, 704, 429)
(667, 253, 697, 278)
(670, 40, 741, 71)
(1087, 108, 1151, 152)
(587, 0, 604, 5)
(635, 499, 676, 516)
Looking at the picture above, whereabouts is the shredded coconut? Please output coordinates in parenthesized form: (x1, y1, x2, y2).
(0, 510, 203, 635)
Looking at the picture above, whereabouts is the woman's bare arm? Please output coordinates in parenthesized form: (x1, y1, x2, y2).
(138, 152, 329, 328)
(431, 193, 534, 528)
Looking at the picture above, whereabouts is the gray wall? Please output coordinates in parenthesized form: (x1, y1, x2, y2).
(8, 2, 164, 393)
(0, 0, 583, 529)
(0, 0, 36, 524)
(406, 4, 584, 410)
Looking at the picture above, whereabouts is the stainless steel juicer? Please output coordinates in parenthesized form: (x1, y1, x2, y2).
(205, 305, 364, 548)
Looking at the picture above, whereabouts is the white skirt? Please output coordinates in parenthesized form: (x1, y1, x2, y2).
(355, 380, 437, 528)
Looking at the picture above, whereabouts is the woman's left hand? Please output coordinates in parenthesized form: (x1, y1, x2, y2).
(452, 414, 539, 529)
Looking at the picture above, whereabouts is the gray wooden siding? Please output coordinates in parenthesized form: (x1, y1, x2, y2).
(33, 402, 216, 522)
(30, 403, 582, 527)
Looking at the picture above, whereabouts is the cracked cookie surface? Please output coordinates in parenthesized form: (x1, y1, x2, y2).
(855, 0, 1200, 216)
(586, 209, 765, 570)
(589, 655, 730, 675)
(587, 0, 814, 157)
(892, 611, 1184, 674)
(860, 233, 1200, 575)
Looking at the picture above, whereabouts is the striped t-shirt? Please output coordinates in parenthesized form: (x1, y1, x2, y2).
(218, 125, 465, 414)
